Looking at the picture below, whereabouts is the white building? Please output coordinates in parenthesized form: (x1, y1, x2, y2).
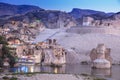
(82, 16, 94, 26)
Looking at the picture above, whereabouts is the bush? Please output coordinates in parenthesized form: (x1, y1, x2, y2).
(2, 76, 9, 80)
(10, 77, 18, 80)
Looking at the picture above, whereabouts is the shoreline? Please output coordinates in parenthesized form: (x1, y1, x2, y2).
(0, 73, 106, 80)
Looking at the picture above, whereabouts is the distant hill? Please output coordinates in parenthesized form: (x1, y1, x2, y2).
(106, 12, 120, 20)
(0, 2, 44, 16)
(0, 2, 119, 28)
(0, 3, 77, 28)
(69, 8, 114, 20)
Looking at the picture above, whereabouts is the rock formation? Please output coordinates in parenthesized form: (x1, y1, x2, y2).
(69, 8, 108, 19)
(69, 8, 114, 26)
(35, 39, 67, 66)
(90, 44, 112, 69)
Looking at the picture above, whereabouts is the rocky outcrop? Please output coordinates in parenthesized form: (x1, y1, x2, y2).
(0, 3, 76, 28)
(79, 12, 120, 28)
(69, 8, 114, 26)
(69, 8, 107, 19)
(90, 44, 112, 69)
(99, 12, 120, 27)
(83, 12, 120, 27)
(6, 10, 77, 29)
(35, 39, 67, 66)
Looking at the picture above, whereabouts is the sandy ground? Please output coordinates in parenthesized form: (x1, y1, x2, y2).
(0, 73, 101, 80)
(34, 27, 120, 64)
(19, 74, 83, 80)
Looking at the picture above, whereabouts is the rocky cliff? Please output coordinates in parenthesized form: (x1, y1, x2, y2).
(69, 8, 114, 19)
(69, 8, 114, 26)
(100, 12, 120, 27)
(8, 10, 77, 28)
(88, 12, 120, 27)
(0, 2, 77, 29)
(69, 8, 107, 19)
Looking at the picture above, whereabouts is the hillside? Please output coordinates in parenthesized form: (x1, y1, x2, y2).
(7, 10, 77, 28)
(92, 12, 120, 27)
(0, 2, 44, 16)
(69, 8, 114, 19)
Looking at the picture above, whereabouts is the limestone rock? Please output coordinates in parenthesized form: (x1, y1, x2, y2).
(90, 44, 112, 69)
(35, 39, 66, 66)
(93, 59, 111, 68)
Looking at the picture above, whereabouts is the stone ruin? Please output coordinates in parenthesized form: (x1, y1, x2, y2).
(90, 44, 112, 69)
(34, 39, 67, 66)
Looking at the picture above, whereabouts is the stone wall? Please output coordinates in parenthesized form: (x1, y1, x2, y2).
(66, 27, 120, 35)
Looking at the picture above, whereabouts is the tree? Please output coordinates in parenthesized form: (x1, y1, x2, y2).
(0, 36, 16, 67)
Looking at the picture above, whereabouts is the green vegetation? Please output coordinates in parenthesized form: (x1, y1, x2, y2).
(0, 36, 16, 67)
(2, 76, 18, 80)
(10, 77, 18, 80)
(94, 78, 106, 80)
(0, 36, 8, 44)
(80, 73, 106, 80)
(2, 76, 9, 80)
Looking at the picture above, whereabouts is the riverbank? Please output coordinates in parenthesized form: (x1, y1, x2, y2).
(0, 73, 106, 80)
(1, 63, 120, 80)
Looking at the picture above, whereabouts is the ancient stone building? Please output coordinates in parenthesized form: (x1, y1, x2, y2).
(90, 44, 112, 68)
(82, 16, 94, 26)
(7, 37, 22, 45)
(35, 39, 66, 66)
(11, 38, 66, 66)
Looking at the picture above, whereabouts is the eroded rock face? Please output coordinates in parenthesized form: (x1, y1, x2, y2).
(35, 39, 66, 66)
(90, 44, 112, 69)
(25, 11, 77, 29)
(1, 10, 77, 29)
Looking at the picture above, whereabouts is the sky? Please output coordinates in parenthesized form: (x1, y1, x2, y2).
(0, 0, 120, 12)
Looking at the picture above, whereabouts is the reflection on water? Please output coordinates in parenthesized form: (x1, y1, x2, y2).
(91, 68, 112, 78)
(10, 65, 29, 73)
(10, 65, 66, 74)
(9, 64, 120, 80)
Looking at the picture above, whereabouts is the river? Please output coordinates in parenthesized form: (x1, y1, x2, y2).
(9, 64, 120, 80)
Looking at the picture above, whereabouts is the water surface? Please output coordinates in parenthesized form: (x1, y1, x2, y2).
(9, 64, 120, 80)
